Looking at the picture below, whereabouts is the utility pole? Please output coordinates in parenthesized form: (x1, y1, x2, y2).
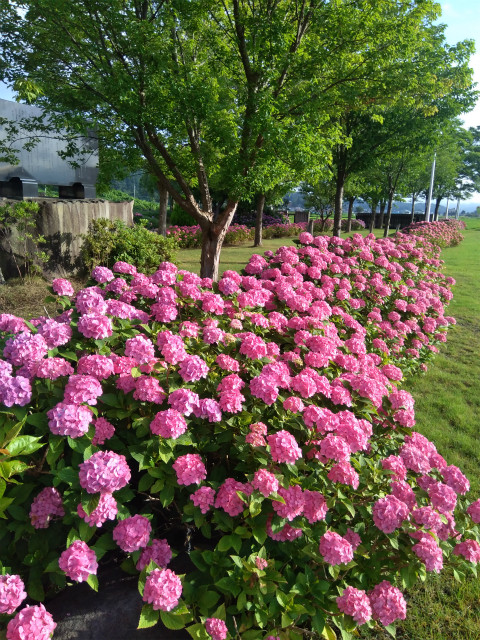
(425, 151, 436, 222)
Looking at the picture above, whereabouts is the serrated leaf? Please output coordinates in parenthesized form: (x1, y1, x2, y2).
(160, 610, 190, 630)
(138, 604, 159, 629)
(87, 574, 98, 592)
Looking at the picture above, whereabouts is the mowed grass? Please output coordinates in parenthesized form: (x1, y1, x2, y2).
(360, 218, 480, 640)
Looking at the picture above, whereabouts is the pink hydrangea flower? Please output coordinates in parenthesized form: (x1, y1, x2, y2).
(143, 568, 182, 611)
(252, 469, 279, 497)
(441, 465, 470, 495)
(467, 499, 480, 523)
(255, 557, 268, 570)
(113, 514, 152, 552)
(191, 486, 216, 514)
(77, 313, 113, 339)
(168, 388, 200, 416)
(215, 478, 251, 516)
(173, 454, 207, 486)
(412, 536, 443, 572)
(150, 409, 187, 439)
(77, 354, 114, 379)
(125, 335, 155, 364)
(77, 493, 117, 527)
(205, 618, 228, 640)
(267, 430, 302, 464)
(136, 538, 172, 571)
(337, 586, 372, 625)
(428, 482, 457, 513)
(283, 396, 304, 412)
(92, 417, 115, 446)
(272, 485, 304, 521)
(327, 461, 359, 489)
(303, 490, 328, 523)
(64, 374, 103, 406)
(52, 278, 75, 296)
(133, 376, 166, 404)
(0, 375, 32, 407)
(0, 575, 27, 614)
(372, 495, 409, 534)
(369, 581, 406, 626)
(58, 540, 98, 582)
(453, 540, 480, 564)
(37, 319, 72, 348)
(79, 451, 131, 494)
(6, 604, 56, 640)
(178, 355, 209, 381)
(192, 398, 222, 422)
(47, 402, 93, 438)
(91, 266, 114, 283)
(29, 487, 65, 529)
(319, 531, 354, 565)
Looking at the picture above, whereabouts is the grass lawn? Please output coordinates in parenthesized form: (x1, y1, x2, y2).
(360, 218, 480, 640)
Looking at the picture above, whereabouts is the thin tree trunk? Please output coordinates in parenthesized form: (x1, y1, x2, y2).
(254, 193, 265, 247)
(333, 175, 345, 237)
(445, 196, 450, 219)
(410, 193, 416, 223)
(377, 201, 386, 229)
(383, 194, 394, 237)
(369, 201, 377, 233)
(333, 148, 346, 237)
(434, 196, 441, 221)
(157, 182, 168, 236)
(346, 196, 355, 233)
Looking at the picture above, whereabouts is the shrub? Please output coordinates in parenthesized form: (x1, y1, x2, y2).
(170, 204, 197, 227)
(0, 231, 478, 640)
(402, 220, 465, 248)
(81, 218, 178, 273)
(0, 201, 49, 280)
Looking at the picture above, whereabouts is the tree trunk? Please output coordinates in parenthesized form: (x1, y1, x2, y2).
(333, 148, 346, 237)
(333, 174, 345, 237)
(254, 193, 265, 247)
(377, 201, 386, 229)
(434, 196, 441, 221)
(445, 197, 450, 220)
(346, 196, 355, 233)
(369, 201, 377, 233)
(199, 203, 238, 280)
(383, 194, 394, 237)
(410, 193, 416, 223)
(157, 182, 168, 236)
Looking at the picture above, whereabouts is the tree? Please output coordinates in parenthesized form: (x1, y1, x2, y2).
(328, 26, 476, 236)
(300, 178, 335, 231)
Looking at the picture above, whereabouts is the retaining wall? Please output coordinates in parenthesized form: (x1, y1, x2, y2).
(0, 197, 133, 279)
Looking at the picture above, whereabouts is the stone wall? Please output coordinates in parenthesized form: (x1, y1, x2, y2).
(0, 197, 133, 279)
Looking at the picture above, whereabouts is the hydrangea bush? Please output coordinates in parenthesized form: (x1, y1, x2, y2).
(401, 219, 466, 248)
(0, 231, 479, 640)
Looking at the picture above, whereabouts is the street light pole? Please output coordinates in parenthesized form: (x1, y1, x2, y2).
(425, 151, 436, 223)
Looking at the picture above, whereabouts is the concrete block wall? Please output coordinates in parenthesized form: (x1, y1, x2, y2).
(0, 197, 134, 279)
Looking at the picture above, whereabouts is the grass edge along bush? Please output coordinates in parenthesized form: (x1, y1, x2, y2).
(0, 228, 479, 640)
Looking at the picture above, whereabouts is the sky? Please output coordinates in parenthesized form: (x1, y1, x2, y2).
(0, 2, 479, 200)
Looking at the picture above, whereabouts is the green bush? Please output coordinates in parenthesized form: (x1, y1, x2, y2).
(169, 204, 197, 226)
(81, 218, 178, 273)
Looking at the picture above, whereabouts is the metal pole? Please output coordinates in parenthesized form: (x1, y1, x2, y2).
(455, 197, 461, 220)
(445, 196, 449, 220)
(425, 151, 436, 222)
